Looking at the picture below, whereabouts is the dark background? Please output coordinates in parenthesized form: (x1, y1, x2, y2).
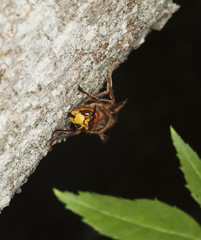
(1, 1, 201, 239)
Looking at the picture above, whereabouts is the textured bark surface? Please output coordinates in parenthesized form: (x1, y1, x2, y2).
(0, 0, 179, 212)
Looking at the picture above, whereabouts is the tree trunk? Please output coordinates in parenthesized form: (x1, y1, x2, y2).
(0, 0, 179, 212)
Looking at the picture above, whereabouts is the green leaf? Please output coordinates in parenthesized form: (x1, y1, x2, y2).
(170, 127, 201, 207)
(53, 189, 201, 240)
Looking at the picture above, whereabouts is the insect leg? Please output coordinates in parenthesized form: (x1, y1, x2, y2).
(78, 85, 100, 102)
(49, 128, 75, 151)
(96, 61, 119, 102)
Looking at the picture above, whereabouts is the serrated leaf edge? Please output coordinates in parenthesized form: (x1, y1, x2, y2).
(54, 189, 200, 240)
(170, 127, 201, 180)
(170, 127, 201, 205)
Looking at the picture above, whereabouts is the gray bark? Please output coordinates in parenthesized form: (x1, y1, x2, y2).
(0, 0, 179, 212)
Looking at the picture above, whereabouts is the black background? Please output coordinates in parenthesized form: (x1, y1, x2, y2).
(1, 1, 201, 239)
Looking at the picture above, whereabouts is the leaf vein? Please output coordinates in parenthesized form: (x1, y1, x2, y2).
(178, 140, 201, 183)
(67, 198, 196, 240)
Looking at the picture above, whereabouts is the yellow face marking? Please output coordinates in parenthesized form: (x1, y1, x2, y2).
(84, 118, 91, 130)
(71, 109, 79, 116)
(68, 109, 82, 124)
(74, 113, 85, 125)
(68, 107, 97, 130)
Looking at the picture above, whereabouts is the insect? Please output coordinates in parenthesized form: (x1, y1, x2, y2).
(49, 61, 127, 151)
